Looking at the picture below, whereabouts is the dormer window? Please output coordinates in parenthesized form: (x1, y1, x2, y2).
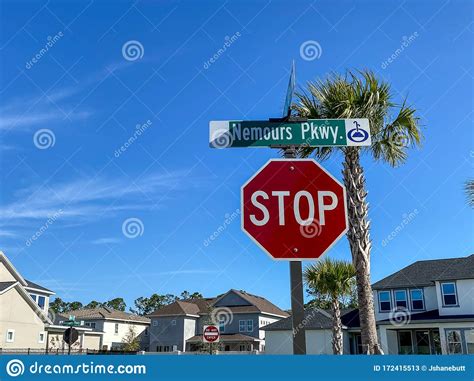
(410, 289, 424, 310)
(394, 290, 407, 309)
(441, 282, 458, 306)
(378, 291, 391, 312)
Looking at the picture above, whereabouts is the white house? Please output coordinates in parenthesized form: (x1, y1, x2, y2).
(58, 307, 150, 351)
(264, 254, 474, 355)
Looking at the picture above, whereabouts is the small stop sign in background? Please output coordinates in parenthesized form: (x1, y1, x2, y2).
(241, 159, 348, 260)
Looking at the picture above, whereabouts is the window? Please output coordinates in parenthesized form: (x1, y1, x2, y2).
(378, 291, 391, 312)
(394, 290, 407, 308)
(171, 319, 176, 326)
(30, 294, 37, 302)
(38, 332, 45, 344)
(156, 345, 162, 352)
(85, 322, 96, 329)
(466, 329, 474, 354)
(410, 289, 424, 310)
(447, 330, 463, 354)
(145, 328, 148, 336)
(37, 296, 46, 309)
(239, 320, 246, 332)
(164, 346, 170, 352)
(219, 317, 225, 333)
(152, 320, 158, 327)
(398, 331, 413, 354)
(441, 282, 458, 306)
(6, 329, 15, 343)
(114, 323, 119, 334)
(247, 320, 253, 332)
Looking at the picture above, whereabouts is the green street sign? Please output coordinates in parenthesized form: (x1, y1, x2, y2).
(209, 119, 371, 148)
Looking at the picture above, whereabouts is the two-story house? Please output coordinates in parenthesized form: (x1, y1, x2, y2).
(372, 254, 474, 355)
(0, 251, 103, 352)
(57, 307, 150, 351)
(148, 289, 289, 352)
(263, 254, 474, 355)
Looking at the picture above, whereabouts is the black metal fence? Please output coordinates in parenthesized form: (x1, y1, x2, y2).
(0, 348, 138, 355)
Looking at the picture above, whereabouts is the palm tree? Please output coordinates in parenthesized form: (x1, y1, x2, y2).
(294, 70, 422, 354)
(304, 258, 356, 355)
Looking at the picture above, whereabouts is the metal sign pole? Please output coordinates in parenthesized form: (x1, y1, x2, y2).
(284, 146, 306, 355)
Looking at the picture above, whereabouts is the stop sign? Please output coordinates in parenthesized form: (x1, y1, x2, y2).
(241, 159, 348, 260)
(203, 325, 220, 343)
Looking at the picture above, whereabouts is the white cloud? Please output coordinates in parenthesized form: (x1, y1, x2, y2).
(91, 237, 121, 245)
(0, 169, 204, 224)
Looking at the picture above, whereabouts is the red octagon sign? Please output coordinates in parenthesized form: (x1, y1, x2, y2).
(241, 159, 348, 260)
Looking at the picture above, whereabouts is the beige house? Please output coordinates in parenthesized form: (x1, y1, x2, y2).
(57, 308, 150, 351)
(0, 251, 101, 352)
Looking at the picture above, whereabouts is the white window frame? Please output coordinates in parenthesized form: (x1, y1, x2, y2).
(239, 320, 246, 332)
(394, 290, 408, 309)
(38, 331, 46, 344)
(171, 319, 176, 326)
(378, 290, 392, 312)
(6, 329, 15, 343)
(446, 329, 463, 354)
(219, 317, 225, 333)
(410, 289, 425, 311)
(441, 282, 458, 307)
(152, 320, 158, 327)
(247, 319, 253, 332)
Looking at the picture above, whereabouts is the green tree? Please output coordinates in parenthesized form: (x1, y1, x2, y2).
(180, 291, 203, 300)
(104, 298, 126, 311)
(85, 300, 102, 309)
(67, 301, 83, 311)
(121, 325, 141, 352)
(304, 258, 356, 355)
(49, 297, 67, 313)
(130, 293, 177, 315)
(295, 70, 421, 354)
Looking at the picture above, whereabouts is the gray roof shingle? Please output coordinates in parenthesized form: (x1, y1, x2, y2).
(262, 308, 334, 331)
(0, 281, 17, 292)
(25, 279, 54, 294)
(372, 254, 474, 290)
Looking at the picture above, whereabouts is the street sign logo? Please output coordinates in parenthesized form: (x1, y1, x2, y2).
(346, 119, 370, 144)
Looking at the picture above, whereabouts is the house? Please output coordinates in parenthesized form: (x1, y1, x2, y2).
(264, 254, 474, 355)
(57, 307, 150, 351)
(262, 308, 360, 354)
(0, 251, 101, 352)
(148, 289, 289, 352)
(373, 254, 474, 355)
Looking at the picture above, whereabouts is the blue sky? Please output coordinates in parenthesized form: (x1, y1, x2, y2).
(0, 0, 472, 310)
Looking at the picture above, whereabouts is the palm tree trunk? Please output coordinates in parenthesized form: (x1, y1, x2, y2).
(342, 147, 383, 355)
(331, 297, 343, 355)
